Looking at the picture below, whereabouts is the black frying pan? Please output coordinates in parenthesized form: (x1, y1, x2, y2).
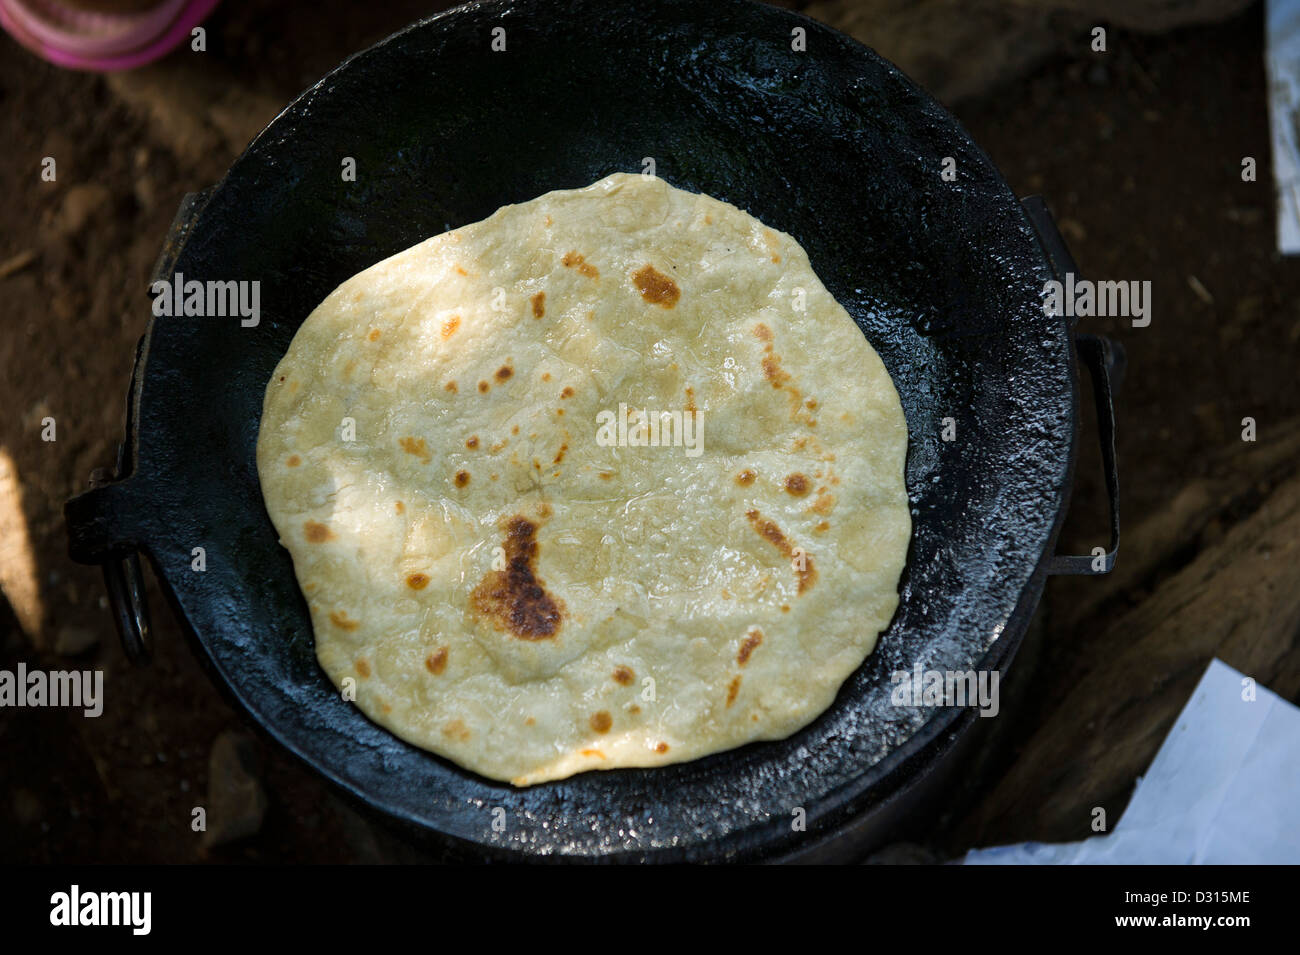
(65, 0, 1120, 862)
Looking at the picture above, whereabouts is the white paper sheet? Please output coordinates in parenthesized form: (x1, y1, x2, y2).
(1267, 0, 1300, 253)
(964, 659, 1300, 864)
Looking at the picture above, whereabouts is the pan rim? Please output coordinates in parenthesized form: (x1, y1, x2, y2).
(114, 0, 1076, 861)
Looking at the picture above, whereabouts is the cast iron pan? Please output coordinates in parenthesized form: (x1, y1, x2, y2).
(66, 0, 1120, 861)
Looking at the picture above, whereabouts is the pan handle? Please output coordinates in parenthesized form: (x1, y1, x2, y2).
(66, 468, 154, 663)
(62, 189, 213, 664)
(1021, 195, 1122, 576)
(103, 550, 152, 663)
(1046, 333, 1123, 575)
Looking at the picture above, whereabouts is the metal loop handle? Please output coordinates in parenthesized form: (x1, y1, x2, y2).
(67, 468, 153, 664)
(1046, 333, 1122, 575)
(103, 550, 152, 663)
(1020, 194, 1123, 576)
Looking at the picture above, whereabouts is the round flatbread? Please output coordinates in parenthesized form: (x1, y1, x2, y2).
(256, 173, 910, 785)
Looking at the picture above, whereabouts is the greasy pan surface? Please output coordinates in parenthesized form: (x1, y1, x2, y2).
(89, 0, 1073, 860)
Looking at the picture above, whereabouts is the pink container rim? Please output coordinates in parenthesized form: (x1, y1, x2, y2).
(0, 0, 222, 71)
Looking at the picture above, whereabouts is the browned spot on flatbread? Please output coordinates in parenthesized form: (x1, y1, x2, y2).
(466, 435, 479, 449)
(581, 748, 606, 759)
(531, 291, 545, 318)
(445, 380, 458, 393)
(784, 473, 810, 496)
(809, 491, 837, 516)
(629, 704, 641, 715)
(762, 229, 782, 264)
(478, 380, 490, 393)
(754, 324, 809, 418)
(367, 328, 381, 342)
(454, 470, 470, 488)
(469, 517, 565, 639)
(496, 364, 513, 381)
(612, 666, 634, 685)
(738, 627, 763, 665)
(541, 371, 552, 382)
(745, 509, 817, 595)
(406, 573, 430, 591)
(726, 675, 742, 707)
(762, 353, 791, 388)
(453, 264, 468, 276)
(562, 251, 599, 279)
(286, 454, 301, 467)
(353, 657, 370, 676)
(304, 520, 335, 543)
(736, 469, 756, 487)
(685, 386, 697, 414)
(395, 501, 405, 514)
(560, 385, 574, 399)
(442, 719, 471, 742)
(440, 315, 460, 339)
(553, 443, 567, 464)
(426, 646, 448, 674)
(655, 742, 670, 754)
(632, 264, 680, 307)
(400, 436, 431, 463)
(590, 711, 613, 733)
(332, 611, 361, 632)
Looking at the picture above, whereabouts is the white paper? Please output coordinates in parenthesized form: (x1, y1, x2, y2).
(1267, 0, 1300, 253)
(964, 659, 1300, 864)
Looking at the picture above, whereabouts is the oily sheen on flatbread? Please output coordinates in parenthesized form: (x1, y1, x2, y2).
(256, 173, 910, 786)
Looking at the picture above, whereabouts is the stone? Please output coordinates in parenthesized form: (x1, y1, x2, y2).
(201, 731, 268, 850)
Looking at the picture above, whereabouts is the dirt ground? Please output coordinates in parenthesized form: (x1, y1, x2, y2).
(1, 1, 1295, 863)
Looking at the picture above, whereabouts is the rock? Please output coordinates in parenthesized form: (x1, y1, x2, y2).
(49, 184, 112, 238)
(201, 731, 268, 850)
(53, 624, 98, 656)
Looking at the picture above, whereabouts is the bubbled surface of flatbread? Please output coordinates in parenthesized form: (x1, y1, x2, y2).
(256, 173, 910, 785)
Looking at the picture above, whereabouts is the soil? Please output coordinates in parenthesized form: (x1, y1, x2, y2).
(0, 1, 1293, 862)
